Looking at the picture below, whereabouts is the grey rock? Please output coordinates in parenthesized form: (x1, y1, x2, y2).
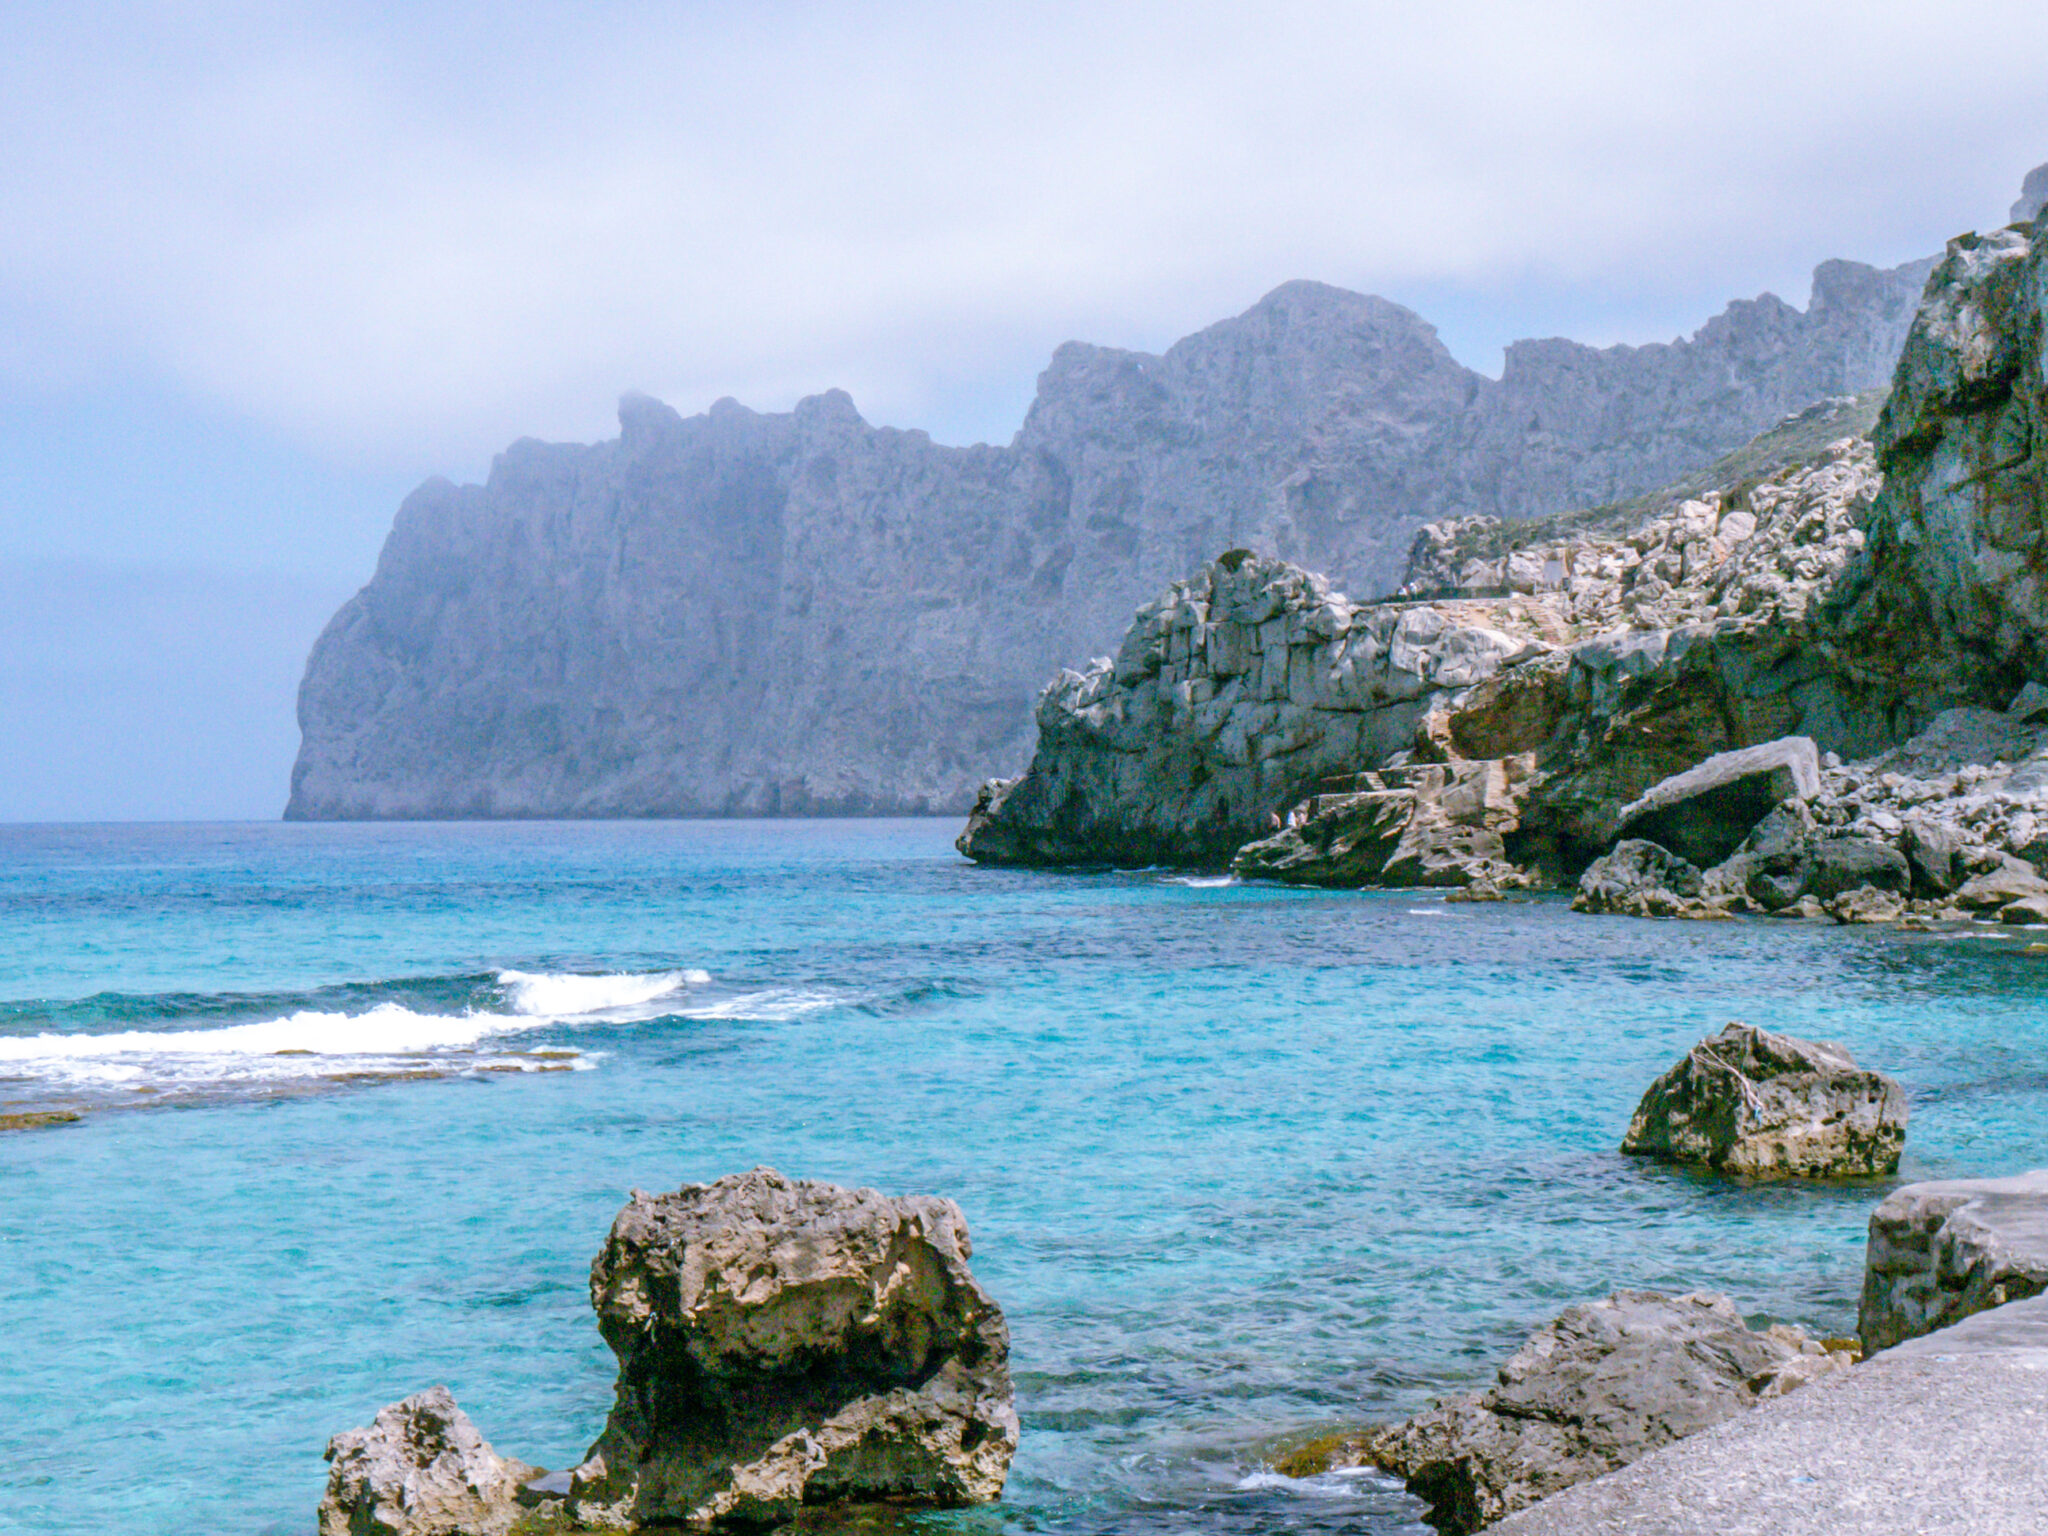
(1952, 856, 2048, 911)
(1828, 217, 2048, 714)
(1487, 1297, 2048, 1536)
(1621, 1022, 1906, 1178)
(1571, 840, 1717, 919)
(1900, 817, 1964, 895)
(1362, 1291, 1848, 1535)
(1740, 834, 1910, 913)
(566, 1167, 1017, 1530)
(2012, 161, 2048, 225)
(1860, 1169, 2048, 1353)
(956, 551, 1551, 867)
(319, 1386, 534, 1536)
(292, 252, 1932, 822)
(1232, 759, 1532, 888)
(1615, 738, 1820, 868)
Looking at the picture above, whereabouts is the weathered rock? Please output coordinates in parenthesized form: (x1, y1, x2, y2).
(1860, 1170, 2048, 1354)
(1232, 759, 1532, 887)
(1359, 1291, 1848, 1534)
(1621, 1022, 1906, 1178)
(1613, 737, 1821, 868)
(1740, 833, 1912, 914)
(565, 1167, 1017, 1530)
(319, 1386, 534, 1536)
(958, 552, 1553, 866)
(1827, 884, 1907, 924)
(1571, 840, 1719, 918)
(1827, 212, 2048, 714)
(1953, 856, 2048, 911)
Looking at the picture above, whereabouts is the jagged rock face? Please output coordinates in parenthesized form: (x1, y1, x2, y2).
(1359, 1291, 1848, 1535)
(566, 1167, 1017, 1530)
(292, 258, 1930, 820)
(1621, 1022, 1906, 1178)
(955, 553, 1548, 866)
(319, 1386, 533, 1536)
(1831, 215, 2048, 708)
(1229, 758, 1533, 888)
(965, 421, 1894, 871)
(1861, 1171, 2048, 1353)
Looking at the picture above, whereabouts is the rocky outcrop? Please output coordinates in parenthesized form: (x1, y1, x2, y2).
(291, 240, 1937, 820)
(1828, 215, 2048, 713)
(1570, 840, 1717, 918)
(1621, 1022, 1906, 1178)
(1347, 1291, 1847, 1534)
(1230, 758, 1534, 887)
(565, 1168, 1017, 1530)
(956, 552, 1547, 866)
(963, 404, 1893, 871)
(1860, 1170, 2048, 1353)
(319, 1386, 535, 1536)
(1613, 737, 1821, 868)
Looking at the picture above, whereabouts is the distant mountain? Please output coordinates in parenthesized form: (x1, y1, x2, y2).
(288, 220, 1960, 818)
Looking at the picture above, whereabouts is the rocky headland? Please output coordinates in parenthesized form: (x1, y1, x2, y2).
(962, 198, 2048, 932)
(288, 237, 1938, 820)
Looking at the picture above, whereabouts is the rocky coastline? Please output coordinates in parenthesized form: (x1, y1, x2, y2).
(961, 205, 2048, 948)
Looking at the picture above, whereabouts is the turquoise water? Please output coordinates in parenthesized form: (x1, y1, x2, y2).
(4, 819, 2047, 1536)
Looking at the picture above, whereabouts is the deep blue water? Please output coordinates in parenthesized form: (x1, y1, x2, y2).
(4, 819, 2047, 1536)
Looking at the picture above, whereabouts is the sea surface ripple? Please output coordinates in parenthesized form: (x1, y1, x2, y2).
(3, 819, 2046, 1535)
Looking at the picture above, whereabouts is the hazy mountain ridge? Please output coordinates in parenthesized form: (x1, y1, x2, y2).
(288, 252, 1935, 819)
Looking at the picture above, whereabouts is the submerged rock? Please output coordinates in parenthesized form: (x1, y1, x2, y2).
(319, 1386, 535, 1536)
(1360, 1291, 1847, 1534)
(566, 1167, 1017, 1530)
(1621, 1022, 1906, 1178)
(1860, 1170, 2048, 1353)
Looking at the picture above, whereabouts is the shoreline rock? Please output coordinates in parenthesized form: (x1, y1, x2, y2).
(1859, 1170, 2048, 1353)
(1303, 1291, 1847, 1535)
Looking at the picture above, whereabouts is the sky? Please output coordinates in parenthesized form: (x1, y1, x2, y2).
(5, 1, 2048, 821)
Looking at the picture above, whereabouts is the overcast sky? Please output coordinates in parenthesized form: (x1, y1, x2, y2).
(5, 0, 2048, 819)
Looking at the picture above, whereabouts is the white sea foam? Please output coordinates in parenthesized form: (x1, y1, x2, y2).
(1164, 874, 1237, 889)
(0, 968, 838, 1103)
(497, 968, 705, 1017)
(0, 1002, 526, 1063)
(1234, 1464, 1389, 1498)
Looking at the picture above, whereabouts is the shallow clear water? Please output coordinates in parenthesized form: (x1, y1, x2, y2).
(4, 819, 2047, 1536)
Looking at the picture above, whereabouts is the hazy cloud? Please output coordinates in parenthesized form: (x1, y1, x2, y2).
(6, 0, 2048, 468)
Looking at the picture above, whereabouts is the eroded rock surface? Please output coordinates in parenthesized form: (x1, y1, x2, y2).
(1621, 1022, 1906, 1178)
(1355, 1291, 1848, 1534)
(1571, 840, 1716, 918)
(566, 1167, 1017, 1530)
(1860, 1170, 2048, 1353)
(1614, 738, 1821, 869)
(1231, 758, 1534, 888)
(319, 1386, 534, 1536)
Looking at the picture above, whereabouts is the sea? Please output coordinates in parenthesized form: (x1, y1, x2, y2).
(4, 818, 2047, 1536)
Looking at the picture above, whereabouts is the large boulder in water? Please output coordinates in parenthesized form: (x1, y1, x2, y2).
(565, 1167, 1018, 1529)
(1360, 1291, 1847, 1534)
(1622, 1022, 1906, 1178)
(1860, 1170, 2048, 1353)
(319, 1386, 534, 1536)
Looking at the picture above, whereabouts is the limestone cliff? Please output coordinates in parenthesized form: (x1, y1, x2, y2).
(291, 257, 1932, 819)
